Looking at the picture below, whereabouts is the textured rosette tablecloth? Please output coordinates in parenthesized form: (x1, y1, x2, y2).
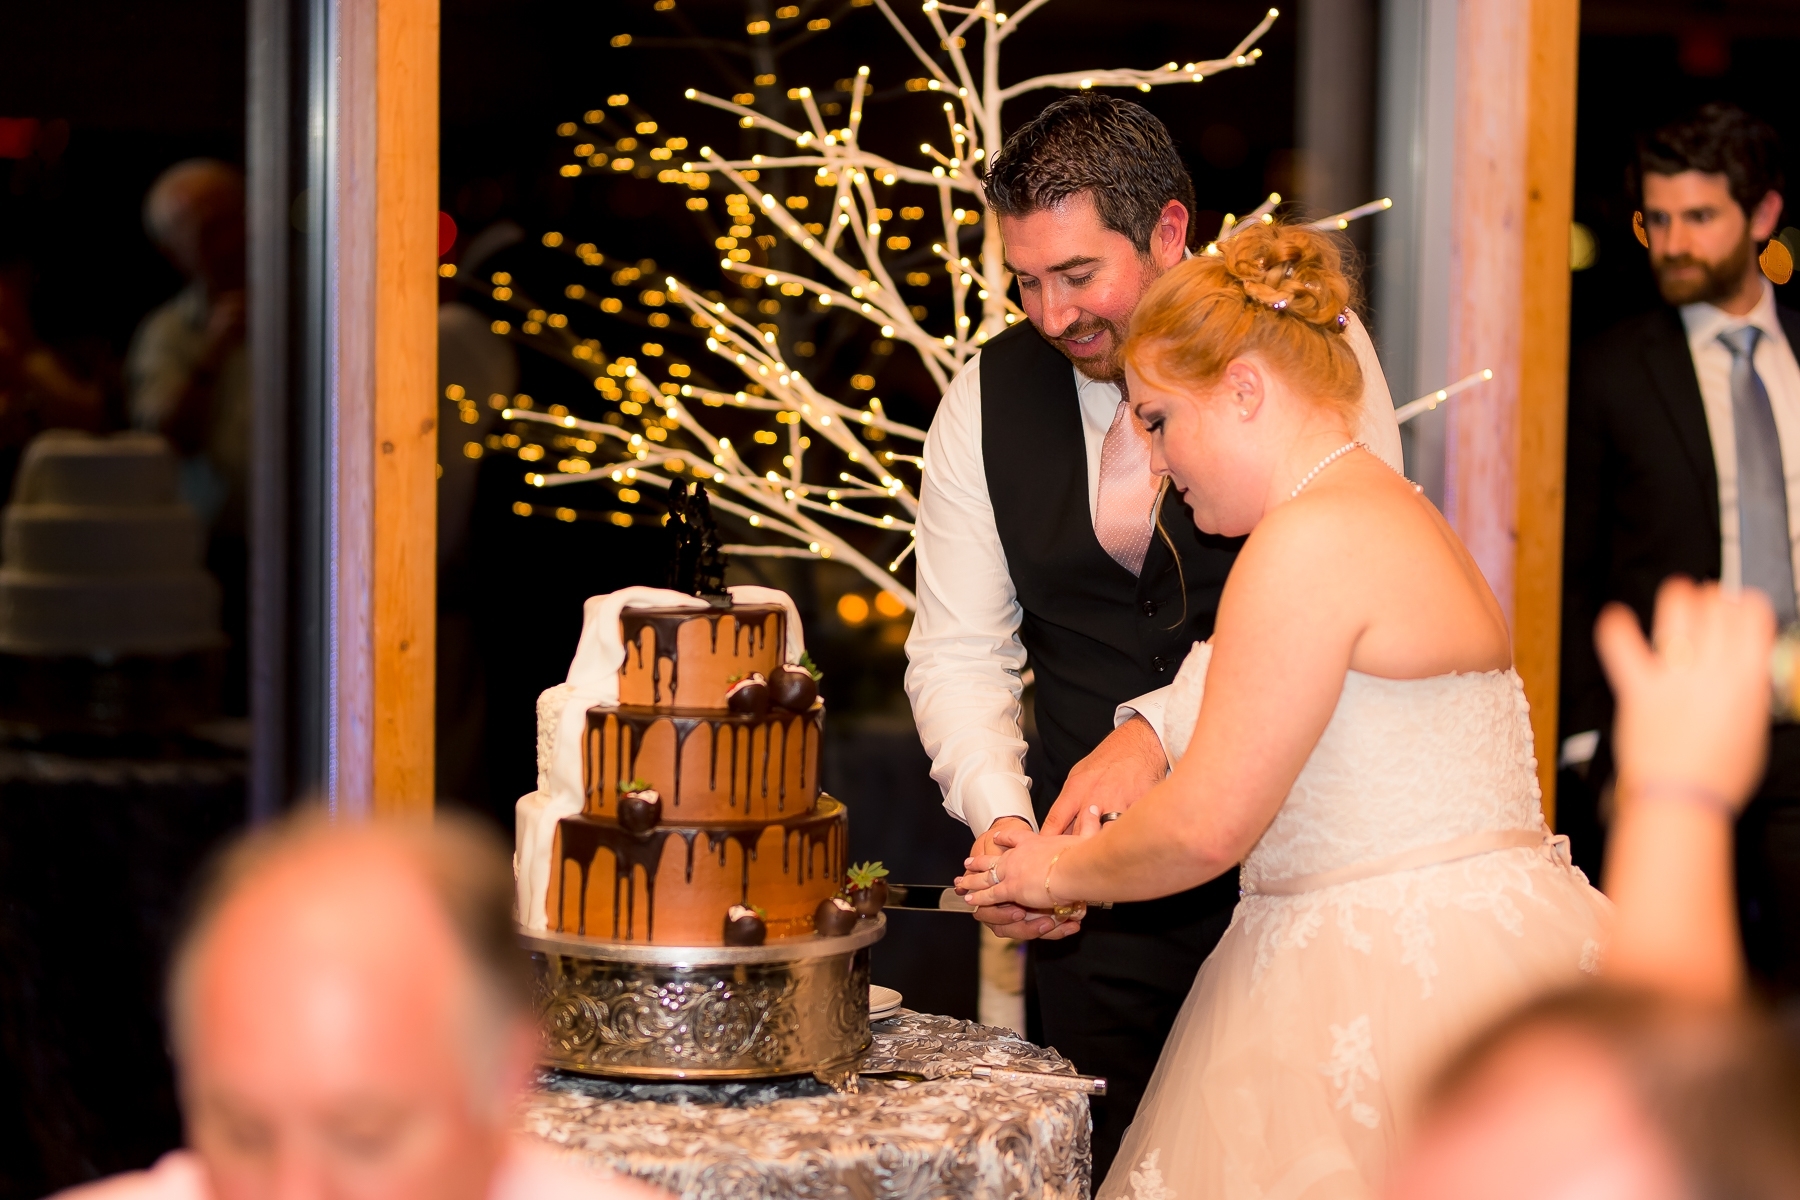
(521, 1012, 1093, 1199)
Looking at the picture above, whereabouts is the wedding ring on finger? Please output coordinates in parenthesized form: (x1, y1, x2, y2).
(987, 866, 1000, 886)
(1099, 811, 1123, 826)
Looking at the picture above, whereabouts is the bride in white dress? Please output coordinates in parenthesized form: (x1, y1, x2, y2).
(958, 223, 1610, 1200)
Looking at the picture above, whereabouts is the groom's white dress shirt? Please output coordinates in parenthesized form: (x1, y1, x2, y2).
(904, 356, 1163, 836)
(905, 317, 1402, 837)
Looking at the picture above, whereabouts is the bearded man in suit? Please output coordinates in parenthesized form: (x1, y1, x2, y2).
(1561, 102, 1800, 995)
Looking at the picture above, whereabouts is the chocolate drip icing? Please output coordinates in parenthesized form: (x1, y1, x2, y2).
(555, 819, 675, 940)
(619, 606, 783, 708)
(777, 716, 789, 810)
(586, 703, 823, 817)
(619, 610, 694, 707)
(777, 801, 843, 883)
(551, 799, 845, 942)
(705, 827, 766, 904)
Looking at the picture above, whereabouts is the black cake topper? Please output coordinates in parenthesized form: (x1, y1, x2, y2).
(666, 480, 729, 598)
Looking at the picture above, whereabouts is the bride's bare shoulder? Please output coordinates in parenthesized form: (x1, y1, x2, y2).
(1238, 456, 1510, 671)
(1242, 457, 1424, 570)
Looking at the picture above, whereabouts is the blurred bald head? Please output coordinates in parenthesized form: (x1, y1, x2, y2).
(1389, 987, 1800, 1200)
(167, 813, 535, 1200)
(143, 158, 244, 291)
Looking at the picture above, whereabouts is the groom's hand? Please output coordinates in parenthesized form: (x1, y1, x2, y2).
(1042, 715, 1168, 837)
(966, 817, 1072, 940)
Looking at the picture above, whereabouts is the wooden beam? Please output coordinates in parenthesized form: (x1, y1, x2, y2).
(329, 0, 438, 817)
(1517, 0, 1580, 826)
(1444, 0, 1579, 822)
(371, 0, 440, 816)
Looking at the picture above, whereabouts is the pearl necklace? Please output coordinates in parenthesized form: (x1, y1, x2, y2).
(1289, 440, 1364, 499)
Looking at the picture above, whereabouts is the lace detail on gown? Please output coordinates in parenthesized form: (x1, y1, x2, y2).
(1164, 642, 1550, 886)
(1099, 643, 1611, 1200)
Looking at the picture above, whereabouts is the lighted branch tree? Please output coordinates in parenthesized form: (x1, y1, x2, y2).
(487, 2, 1435, 607)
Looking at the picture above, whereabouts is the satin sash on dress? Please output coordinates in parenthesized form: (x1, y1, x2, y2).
(1244, 829, 1568, 897)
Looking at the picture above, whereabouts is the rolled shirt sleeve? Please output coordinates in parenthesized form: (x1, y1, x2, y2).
(1113, 683, 1175, 768)
(903, 358, 1039, 834)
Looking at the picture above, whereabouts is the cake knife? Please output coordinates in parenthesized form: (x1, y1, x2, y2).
(882, 883, 979, 914)
(885, 884, 1098, 920)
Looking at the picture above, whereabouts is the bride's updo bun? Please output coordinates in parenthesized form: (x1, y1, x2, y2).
(1126, 222, 1363, 419)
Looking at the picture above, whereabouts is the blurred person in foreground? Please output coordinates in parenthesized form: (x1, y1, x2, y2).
(51, 814, 665, 1200)
(128, 158, 251, 713)
(1392, 578, 1800, 1200)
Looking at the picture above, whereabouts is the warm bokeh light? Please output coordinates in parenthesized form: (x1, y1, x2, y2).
(874, 590, 907, 618)
(837, 594, 871, 625)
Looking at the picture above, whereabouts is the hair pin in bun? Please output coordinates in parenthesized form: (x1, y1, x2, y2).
(1268, 297, 1289, 312)
(1335, 308, 1350, 331)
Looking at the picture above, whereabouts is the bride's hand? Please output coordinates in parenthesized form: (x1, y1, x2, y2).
(957, 825, 1084, 913)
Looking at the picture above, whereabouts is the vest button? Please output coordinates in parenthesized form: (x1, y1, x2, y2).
(1152, 655, 1169, 673)
(1140, 600, 1157, 617)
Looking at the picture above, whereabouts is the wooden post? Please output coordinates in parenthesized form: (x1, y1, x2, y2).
(371, 0, 440, 815)
(330, 0, 439, 817)
(1444, 0, 1579, 822)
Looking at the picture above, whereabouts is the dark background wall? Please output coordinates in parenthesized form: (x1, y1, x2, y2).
(0, 0, 244, 386)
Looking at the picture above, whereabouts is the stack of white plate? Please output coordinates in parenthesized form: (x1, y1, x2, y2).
(869, 985, 904, 1021)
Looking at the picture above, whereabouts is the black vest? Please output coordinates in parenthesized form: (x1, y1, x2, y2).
(981, 323, 1242, 805)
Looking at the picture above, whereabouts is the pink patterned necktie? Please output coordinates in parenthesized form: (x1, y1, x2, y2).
(1094, 396, 1159, 575)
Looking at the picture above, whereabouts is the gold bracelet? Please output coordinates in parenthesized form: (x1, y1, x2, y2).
(1044, 852, 1087, 923)
(1045, 851, 1066, 907)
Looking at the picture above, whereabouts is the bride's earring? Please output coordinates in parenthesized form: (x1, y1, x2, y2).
(1238, 407, 1249, 419)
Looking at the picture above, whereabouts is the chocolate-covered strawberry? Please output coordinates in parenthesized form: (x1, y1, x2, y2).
(770, 651, 823, 712)
(725, 672, 771, 716)
(814, 895, 858, 937)
(616, 779, 662, 836)
(844, 861, 890, 917)
(723, 904, 767, 946)
(769, 666, 819, 712)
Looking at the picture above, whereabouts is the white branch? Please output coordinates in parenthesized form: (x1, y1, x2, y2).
(1394, 369, 1494, 425)
(998, 7, 1278, 100)
(508, 2, 1313, 612)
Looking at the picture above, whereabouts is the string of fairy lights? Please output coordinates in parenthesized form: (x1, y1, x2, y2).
(447, 1, 1488, 610)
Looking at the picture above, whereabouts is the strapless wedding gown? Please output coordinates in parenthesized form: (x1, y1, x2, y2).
(1097, 644, 1610, 1200)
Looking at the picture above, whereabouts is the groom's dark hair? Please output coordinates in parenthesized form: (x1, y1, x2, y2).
(983, 93, 1197, 253)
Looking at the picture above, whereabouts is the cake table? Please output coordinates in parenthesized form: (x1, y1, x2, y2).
(521, 1011, 1093, 1199)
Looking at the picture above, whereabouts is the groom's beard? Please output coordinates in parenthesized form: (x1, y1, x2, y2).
(1044, 253, 1166, 384)
(1053, 314, 1132, 383)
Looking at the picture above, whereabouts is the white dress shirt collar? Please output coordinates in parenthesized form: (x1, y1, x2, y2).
(1680, 275, 1781, 346)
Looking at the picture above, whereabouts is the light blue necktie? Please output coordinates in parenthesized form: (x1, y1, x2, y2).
(1722, 325, 1798, 623)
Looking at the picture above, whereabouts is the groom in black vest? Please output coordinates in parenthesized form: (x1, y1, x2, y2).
(903, 95, 1242, 1176)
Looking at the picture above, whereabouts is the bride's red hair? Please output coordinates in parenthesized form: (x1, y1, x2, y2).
(1125, 222, 1363, 420)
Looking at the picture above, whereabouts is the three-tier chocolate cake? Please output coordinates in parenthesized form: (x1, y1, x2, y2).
(544, 599, 845, 944)
(517, 481, 848, 947)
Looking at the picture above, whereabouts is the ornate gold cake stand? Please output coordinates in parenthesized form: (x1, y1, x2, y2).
(522, 915, 885, 1086)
